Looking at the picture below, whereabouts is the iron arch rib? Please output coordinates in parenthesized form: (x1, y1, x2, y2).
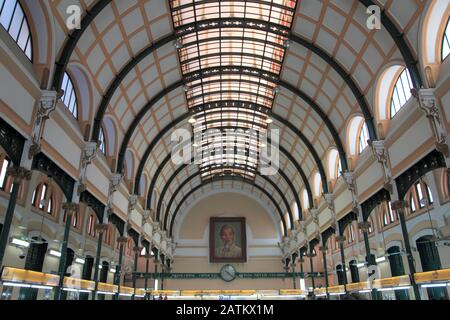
(168, 175, 288, 237)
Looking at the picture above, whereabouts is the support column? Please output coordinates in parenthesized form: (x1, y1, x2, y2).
(291, 254, 297, 289)
(54, 202, 79, 300)
(114, 236, 127, 300)
(308, 253, 315, 291)
(359, 220, 379, 300)
(0, 167, 31, 268)
(336, 235, 348, 293)
(91, 223, 108, 300)
(392, 200, 421, 300)
(370, 140, 421, 300)
(131, 245, 141, 300)
(144, 253, 151, 300)
(319, 241, 330, 299)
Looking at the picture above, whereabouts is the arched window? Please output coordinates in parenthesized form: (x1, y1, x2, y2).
(0, 154, 12, 192)
(358, 122, 369, 154)
(87, 214, 96, 237)
(301, 189, 309, 210)
(382, 201, 396, 226)
(327, 149, 342, 180)
(347, 224, 355, 244)
(442, 18, 450, 61)
(127, 239, 133, 256)
(31, 183, 53, 214)
(0, 0, 32, 59)
(291, 202, 299, 221)
(61, 72, 78, 118)
(390, 68, 413, 119)
(284, 212, 291, 230)
(104, 225, 111, 245)
(313, 172, 322, 199)
(63, 210, 79, 228)
(98, 127, 106, 155)
(329, 235, 337, 251)
(368, 217, 373, 234)
(140, 247, 146, 256)
(409, 193, 416, 213)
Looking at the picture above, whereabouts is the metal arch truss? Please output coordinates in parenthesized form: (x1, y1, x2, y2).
(150, 149, 296, 228)
(52, 0, 423, 151)
(143, 120, 313, 215)
(168, 175, 289, 237)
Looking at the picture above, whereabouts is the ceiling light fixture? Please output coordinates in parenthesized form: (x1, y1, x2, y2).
(173, 40, 183, 49)
(188, 117, 196, 124)
(48, 249, 61, 257)
(10, 237, 30, 248)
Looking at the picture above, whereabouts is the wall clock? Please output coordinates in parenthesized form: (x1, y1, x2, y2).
(219, 264, 237, 282)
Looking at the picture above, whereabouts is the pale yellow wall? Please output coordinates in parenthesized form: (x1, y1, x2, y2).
(170, 192, 288, 290)
(177, 192, 278, 240)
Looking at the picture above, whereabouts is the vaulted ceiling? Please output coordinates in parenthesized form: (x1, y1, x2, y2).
(49, 0, 426, 237)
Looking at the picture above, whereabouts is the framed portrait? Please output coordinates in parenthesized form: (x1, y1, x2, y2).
(209, 217, 247, 263)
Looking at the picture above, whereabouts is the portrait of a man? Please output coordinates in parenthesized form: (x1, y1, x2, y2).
(210, 217, 246, 263)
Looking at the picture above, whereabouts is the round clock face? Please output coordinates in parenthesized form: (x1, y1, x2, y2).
(220, 264, 236, 282)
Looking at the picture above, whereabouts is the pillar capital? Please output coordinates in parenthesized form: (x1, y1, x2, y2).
(390, 200, 408, 211)
(133, 246, 142, 253)
(335, 235, 346, 243)
(6, 166, 31, 184)
(117, 236, 128, 244)
(62, 202, 79, 212)
(109, 173, 123, 193)
(95, 223, 109, 233)
(357, 221, 372, 232)
(82, 141, 97, 166)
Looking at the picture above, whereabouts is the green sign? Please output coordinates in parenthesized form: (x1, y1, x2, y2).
(134, 272, 322, 279)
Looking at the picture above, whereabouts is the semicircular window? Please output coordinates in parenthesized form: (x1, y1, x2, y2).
(442, 18, 450, 61)
(98, 127, 106, 155)
(390, 68, 413, 119)
(170, 0, 297, 181)
(0, 0, 32, 60)
(61, 72, 78, 119)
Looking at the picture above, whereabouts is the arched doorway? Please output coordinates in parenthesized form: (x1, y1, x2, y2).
(98, 261, 109, 300)
(80, 256, 94, 300)
(19, 237, 48, 300)
(349, 260, 360, 283)
(416, 236, 448, 300)
(336, 264, 345, 285)
(387, 246, 409, 300)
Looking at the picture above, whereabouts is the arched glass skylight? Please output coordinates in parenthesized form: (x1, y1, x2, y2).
(0, 0, 32, 60)
(390, 68, 413, 119)
(61, 72, 78, 118)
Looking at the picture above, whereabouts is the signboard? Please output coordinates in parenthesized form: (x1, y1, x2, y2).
(134, 272, 323, 279)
